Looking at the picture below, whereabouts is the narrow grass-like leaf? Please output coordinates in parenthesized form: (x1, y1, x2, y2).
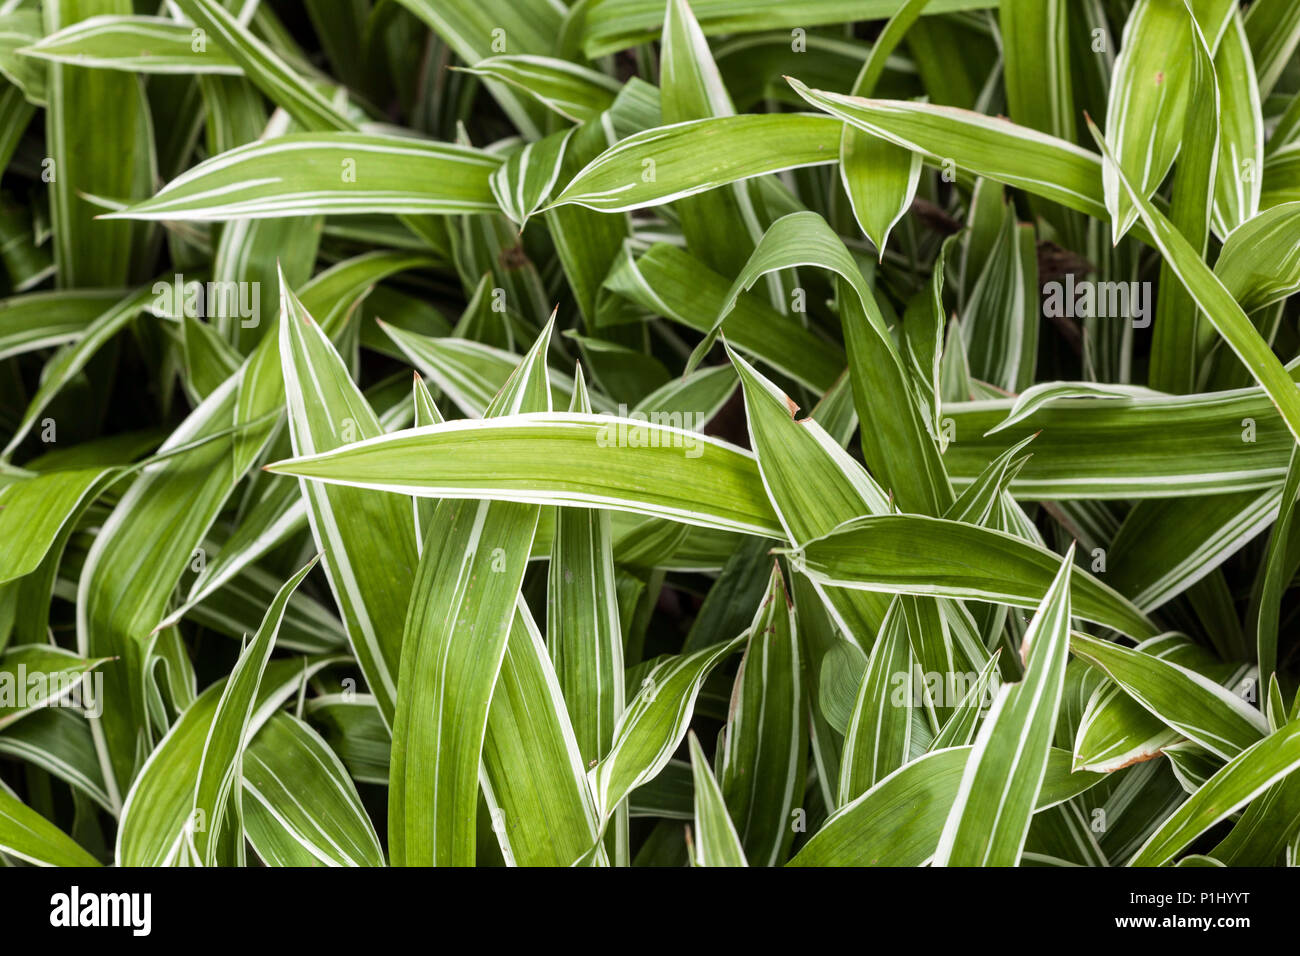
(0, 466, 118, 584)
(1069, 633, 1267, 761)
(3, 285, 155, 456)
(933, 549, 1076, 866)
(242, 712, 383, 867)
(546, 369, 626, 862)
(0, 781, 100, 866)
(0, 709, 112, 811)
(1088, 115, 1300, 445)
(191, 557, 317, 866)
(1130, 720, 1300, 866)
(267, 413, 781, 537)
(1100, 0, 1221, 240)
(589, 634, 745, 825)
(694, 213, 951, 515)
(943, 377, 1299, 498)
(44, 0, 152, 288)
(660, 0, 760, 278)
(580, 0, 989, 57)
(605, 244, 845, 392)
(1211, 10, 1263, 237)
(549, 114, 841, 213)
(718, 564, 803, 865)
(458, 56, 621, 123)
(1256, 446, 1300, 685)
(838, 0, 931, 255)
(481, 598, 603, 866)
(0, 291, 123, 361)
(21, 15, 242, 73)
(78, 375, 259, 801)
(171, 0, 346, 132)
(115, 657, 338, 866)
(279, 277, 419, 724)
(391, 0, 560, 136)
(110, 133, 501, 221)
(490, 128, 574, 226)
(838, 597, 921, 805)
(1148, 8, 1218, 395)
(789, 745, 1101, 867)
(788, 79, 1115, 225)
(687, 732, 747, 867)
(1215, 202, 1300, 313)
(0, 646, 108, 730)
(794, 515, 1158, 639)
(389, 324, 551, 866)
(730, 346, 891, 643)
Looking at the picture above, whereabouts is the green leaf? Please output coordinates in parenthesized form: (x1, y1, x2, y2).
(788, 78, 1116, 226)
(1088, 115, 1300, 446)
(1148, 8, 1219, 395)
(0, 781, 100, 866)
(0, 709, 112, 811)
(380, 325, 598, 417)
(1130, 720, 1300, 866)
(481, 598, 603, 866)
(1069, 633, 1267, 761)
(793, 515, 1158, 640)
(730, 346, 891, 645)
(21, 15, 242, 73)
(79, 376, 263, 802)
(840, 119, 921, 257)
(933, 548, 1076, 866)
(838, 596, 923, 804)
(116, 657, 338, 866)
(458, 56, 621, 123)
(589, 634, 745, 826)
(392, 0, 561, 136)
(1256, 446, 1300, 685)
(267, 412, 782, 537)
(1211, 10, 1263, 237)
(490, 127, 574, 226)
(660, 0, 760, 278)
(44, 0, 153, 288)
(1215, 202, 1300, 313)
(960, 203, 1037, 392)
(192, 557, 318, 866)
(0, 645, 108, 730)
(718, 564, 804, 865)
(1001, 0, 1074, 144)
(687, 732, 747, 866)
(1100, 0, 1229, 240)
(547, 372, 625, 770)
(1071, 635, 1239, 773)
(838, 0, 933, 255)
(0, 290, 123, 361)
(389, 323, 550, 866)
(110, 133, 501, 221)
(3, 285, 156, 457)
(172, 0, 347, 132)
(604, 243, 846, 392)
(549, 114, 841, 213)
(943, 375, 1299, 499)
(545, 370, 626, 862)
(243, 712, 383, 867)
(788, 745, 1101, 867)
(0, 466, 119, 584)
(279, 276, 420, 725)
(580, 0, 990, 58)
(694, 213, 951, 516)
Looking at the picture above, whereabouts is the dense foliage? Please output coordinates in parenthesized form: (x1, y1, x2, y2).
(1, 0, 1300, 868)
